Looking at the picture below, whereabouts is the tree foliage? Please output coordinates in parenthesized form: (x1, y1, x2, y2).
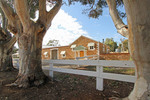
(104, 38, 118, 52)
(68, 0, 125, 18)
(121, 39, 128, 51)
(117, 39, 128, 52)
(12, 46, 18, 54)
(1, 0, 39, 19)
(47, 39, 60, 46)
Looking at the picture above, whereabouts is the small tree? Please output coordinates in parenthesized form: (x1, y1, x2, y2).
(121, 39, 128, 52)
(104, 38, 118, 52)
(47, 39, 60, 46)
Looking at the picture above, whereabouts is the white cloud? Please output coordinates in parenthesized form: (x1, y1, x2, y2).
(43, 9, 89, 46)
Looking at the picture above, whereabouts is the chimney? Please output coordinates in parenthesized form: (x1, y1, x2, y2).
(102, 39, 104, 44)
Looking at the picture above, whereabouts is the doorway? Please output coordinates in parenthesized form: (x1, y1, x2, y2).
(80, 51, 84, 57)
(51, 49, 58, 59)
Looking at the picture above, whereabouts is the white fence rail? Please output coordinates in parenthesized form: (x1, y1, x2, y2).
(43, 60, 136, 91)
(13, 58, 19, 69)
(13, 59, 136, 91)
(76, 55, 98, 60)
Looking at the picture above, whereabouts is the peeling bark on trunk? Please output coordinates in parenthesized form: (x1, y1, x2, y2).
(122, 0, 150, 100)
(0, 0, 62, 88)
(0, 45, 14, 71)
(12, 24, 48, 88)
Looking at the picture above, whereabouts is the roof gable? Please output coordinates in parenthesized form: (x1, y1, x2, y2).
(70, 35, 98, 45)
(42, 35, 110, 49)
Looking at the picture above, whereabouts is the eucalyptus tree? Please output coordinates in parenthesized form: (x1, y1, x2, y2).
(47, 39, 60, 46)
(0, 7, 16, 71)
(0, 0, 62, 88)
(69, 0, 150, 99)
(104, 38, 118, 52)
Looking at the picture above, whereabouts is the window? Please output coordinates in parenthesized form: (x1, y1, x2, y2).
(62, 54, 66, 58)
(89, 46, 94, 50)
(60, 51, 66, 58)
(44, 52, 48, 57)
(88, 43, 95, 50)
(71, 44, 76, 51)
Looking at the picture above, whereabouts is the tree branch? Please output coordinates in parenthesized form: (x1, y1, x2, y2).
(0, 0, 19, 35)
(46, 0, 62, 29)
(0, 0, 16, 27)
(0, 27, 7, 41)
(39, 0, 47, 23)
(5, 35, 16, 51)
(106, 0, 128, 38)
(38, 0, 62, 30)
(14, 0, 32, 31)
(0, 9, 12, 38)
(0, 8, 6, 30)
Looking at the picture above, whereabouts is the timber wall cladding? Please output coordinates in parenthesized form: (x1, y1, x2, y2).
(100, 53, 130, 60)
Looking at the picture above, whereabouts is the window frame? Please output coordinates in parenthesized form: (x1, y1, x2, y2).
(89, 46, 95, 50)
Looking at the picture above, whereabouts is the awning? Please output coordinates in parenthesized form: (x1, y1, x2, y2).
(60, 51, 66, 54)
(44, 52, 48, 55)
(74, 45, 86, 51)
(71, 44, 76, 48)
(88, 43, 95, 46)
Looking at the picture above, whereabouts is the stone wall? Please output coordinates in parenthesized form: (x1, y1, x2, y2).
(99, 53, 131, 60)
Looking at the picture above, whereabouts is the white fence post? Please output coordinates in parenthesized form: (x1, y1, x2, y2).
(40, 60, 136, 91)
(135, 66, 137, 78)
(49, 63, 54, 78)
(16, 59, 19, 69)
(96, 65, 103, 91)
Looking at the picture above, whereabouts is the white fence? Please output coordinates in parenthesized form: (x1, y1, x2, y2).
(76, 55, 98, 60)
(42, 60, 136, 91)
(13, 58, 19, 69)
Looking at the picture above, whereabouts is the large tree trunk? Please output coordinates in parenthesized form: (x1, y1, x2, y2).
(122, 0, 150, 100)
(13, 24, 48, 88)
(0, 27, 15, 71)
(15, 28, 47, 87)
(0, 45, 14, 71)
(0, 0, 62, 88)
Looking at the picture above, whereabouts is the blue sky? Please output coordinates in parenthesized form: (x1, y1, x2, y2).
(63, 2, 127, 41)
(43, 2, 127, 46)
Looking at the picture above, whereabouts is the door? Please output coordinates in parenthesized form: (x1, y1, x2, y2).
(51, 50, 58, 59)
(80, 51, 84, 57)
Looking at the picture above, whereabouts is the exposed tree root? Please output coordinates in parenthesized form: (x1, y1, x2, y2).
(0, 67, 17, 72)
(109, 97, 121, 100)
(109, 97, 129, 100)
(6, 73, 49, 88)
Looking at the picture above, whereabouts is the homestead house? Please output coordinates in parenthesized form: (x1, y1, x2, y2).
(42, 36, 110, 60)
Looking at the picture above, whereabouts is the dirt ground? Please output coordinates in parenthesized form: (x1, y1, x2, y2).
(0, 69, 134, 100)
